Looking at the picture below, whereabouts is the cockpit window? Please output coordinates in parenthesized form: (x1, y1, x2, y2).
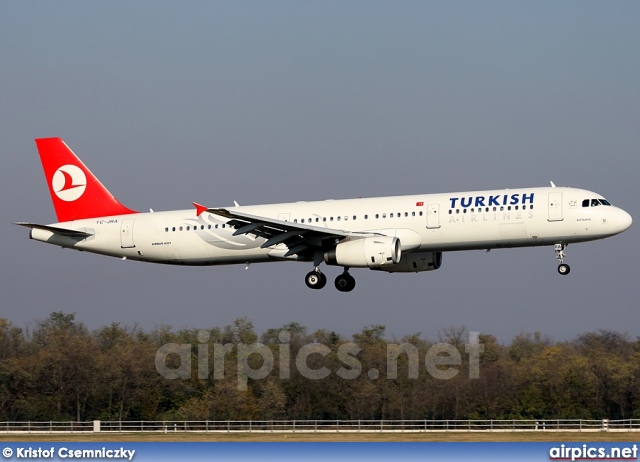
(582, 198, 612, 207)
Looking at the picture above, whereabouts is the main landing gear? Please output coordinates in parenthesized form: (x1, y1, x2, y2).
(555, 243, 571, 275)
(334, 269, 356, 293)
(305, 268, 327, 290)
(304, 267, 356, 292)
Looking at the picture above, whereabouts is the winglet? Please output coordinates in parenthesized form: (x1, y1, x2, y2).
(193, 202, 208, 217)
(550, 181, 557, 188)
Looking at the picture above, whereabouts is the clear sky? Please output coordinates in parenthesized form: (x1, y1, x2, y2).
(2, 1, 639, 342)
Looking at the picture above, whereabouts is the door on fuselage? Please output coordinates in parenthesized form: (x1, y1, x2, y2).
(426, 204, 441, 229)
(120, 219, 135, 248)
(548, 192, 564, 222)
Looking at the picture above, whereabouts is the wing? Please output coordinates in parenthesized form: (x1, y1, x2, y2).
(199, 204, 378, 259)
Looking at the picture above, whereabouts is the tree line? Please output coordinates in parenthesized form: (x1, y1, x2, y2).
(0, 312, 639, 422)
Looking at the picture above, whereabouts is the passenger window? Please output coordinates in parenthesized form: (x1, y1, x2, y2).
(375, 214, 379, 219)
(179, 226, 183, 231)
(390, 213, 394, 218)
(405, 212, 408, 217)
(323, 217, 326, 222)
(419, 211, 423, 216)
(165, 227, 168, 232)
(364, 215, 368, 219)
(186, 226, 190, 231)
(172, 227, 175, 232)
(353, 215, 357, 220)
(301, 219, 304, 223)
(330, 217, 334, 221)
(449, 210, 452, 215)
(337, 216, 341, 221)
(315, 218, 319, 222)
(412, 211, 415, 216)
(208, 225, 211, 229)
(215, 224, 218, 229)
(382, 213, 387, 218)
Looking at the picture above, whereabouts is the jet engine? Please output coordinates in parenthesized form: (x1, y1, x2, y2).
(324, 236, 401, 268)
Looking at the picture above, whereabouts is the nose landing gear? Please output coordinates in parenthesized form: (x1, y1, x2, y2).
(555, 243, 571, 275)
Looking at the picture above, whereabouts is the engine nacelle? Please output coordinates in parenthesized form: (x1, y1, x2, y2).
(324, 236, 401, 268)
(370, 251, 443, 273)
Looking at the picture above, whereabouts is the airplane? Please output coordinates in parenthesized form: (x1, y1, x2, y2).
(16, 138, 632, 292)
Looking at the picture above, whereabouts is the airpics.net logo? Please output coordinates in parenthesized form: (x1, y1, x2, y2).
(155, 330, 484, 391)
(52, 165, 86, 202)
(549, 444, 638, 461)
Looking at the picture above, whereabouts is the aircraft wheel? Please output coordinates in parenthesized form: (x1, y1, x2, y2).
(335, 273, 356, 292)
(318, 272, 327, 289)
(557, 263, 571, 275)
(305, 271, 327, 289)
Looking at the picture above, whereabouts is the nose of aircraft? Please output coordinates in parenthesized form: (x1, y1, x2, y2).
(615, 208, 633, 233)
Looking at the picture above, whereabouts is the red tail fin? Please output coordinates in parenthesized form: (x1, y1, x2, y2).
(35, 138, 137, 222)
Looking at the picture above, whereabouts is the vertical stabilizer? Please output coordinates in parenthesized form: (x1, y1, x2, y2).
(35, 138, 137, 222)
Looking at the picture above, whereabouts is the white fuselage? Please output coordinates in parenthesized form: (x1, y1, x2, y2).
(30, 186, 632, 267)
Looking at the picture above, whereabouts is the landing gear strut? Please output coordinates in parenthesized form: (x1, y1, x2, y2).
(334, 269, 356, 292)
(555, 243, 571, 275)
(305, 268, 327, 290)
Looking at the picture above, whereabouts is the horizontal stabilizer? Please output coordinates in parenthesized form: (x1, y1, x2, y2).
(14, 222, 94, 238)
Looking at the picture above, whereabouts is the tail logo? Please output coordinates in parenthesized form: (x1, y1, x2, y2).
(52, 165, 87, 202)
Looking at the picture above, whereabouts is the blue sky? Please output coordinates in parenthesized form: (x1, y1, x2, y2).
(2, 1, 639, 342)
